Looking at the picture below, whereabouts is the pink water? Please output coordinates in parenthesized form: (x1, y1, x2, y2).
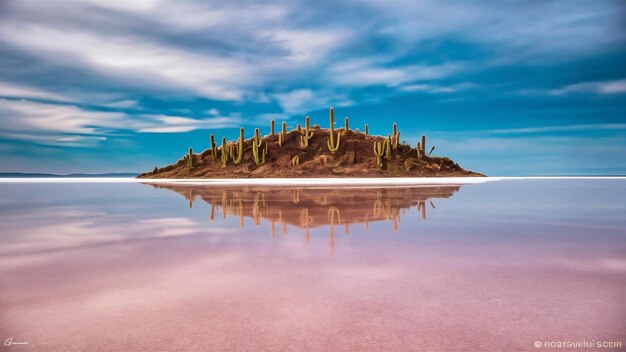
(1, 180, 624, 351)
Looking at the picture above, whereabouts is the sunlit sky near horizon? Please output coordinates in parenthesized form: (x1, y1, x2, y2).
(0, 0, 625, 175)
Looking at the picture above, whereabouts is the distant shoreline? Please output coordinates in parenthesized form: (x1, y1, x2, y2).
(0, 172, 139, 178)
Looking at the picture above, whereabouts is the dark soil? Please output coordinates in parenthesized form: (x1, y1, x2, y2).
(138, 127, 483, 178)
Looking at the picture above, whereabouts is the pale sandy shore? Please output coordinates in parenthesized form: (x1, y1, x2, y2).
(0, 176, 623, 185)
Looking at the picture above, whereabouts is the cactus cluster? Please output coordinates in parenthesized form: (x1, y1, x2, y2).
(252, 138, 266, 166)
(416, 134, 433, 160)
(176, 107, 439, 174)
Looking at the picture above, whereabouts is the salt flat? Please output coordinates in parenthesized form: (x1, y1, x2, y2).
(0, 176, 624, 185)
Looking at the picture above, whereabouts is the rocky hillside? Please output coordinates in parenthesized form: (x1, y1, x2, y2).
(138, 108, 483, 178)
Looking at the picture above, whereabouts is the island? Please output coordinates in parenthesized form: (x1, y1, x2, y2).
(138, 107, 483, 178)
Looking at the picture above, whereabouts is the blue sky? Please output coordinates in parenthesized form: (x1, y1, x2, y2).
(0, 0, 625, 175)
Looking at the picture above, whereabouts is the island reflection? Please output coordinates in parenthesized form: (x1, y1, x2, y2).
(144, 183, 462, 250)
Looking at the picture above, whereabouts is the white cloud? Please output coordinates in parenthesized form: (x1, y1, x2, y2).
(485, 124, 626, 135)
(400, 82, 476, 93)
(139, 114, 243, 133)
(330, 60, 462, 87)
(271, 89, 352, 115)
(261, 29, 350, 65)
(0, 22, 251, 101)
(0, 82, 72, 102)
(549, 79, 626, 95)
(0, 99, 245, 144)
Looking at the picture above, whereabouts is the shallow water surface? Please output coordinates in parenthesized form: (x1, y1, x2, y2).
(0, 179, 624, 351)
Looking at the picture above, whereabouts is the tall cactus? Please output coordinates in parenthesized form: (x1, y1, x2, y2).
(252, 139, 266, 166)
(186, 147, 193, 169)
(365, 124, 369, 136)
(270, 119, 275, 135)
(233, 128, 244, 164)
(278, 121, 287, 147)
(344, 116, 349, 132)
(254, 128, 262, 145)
(300, 116, 314, 147)
(220, 137, 229, 167)
(416, 142, 422, 161)
(385, 135, 391, 159)
(327, 107, 342, 153)
(421, 134, 426, 154)
(428, 145, 435, 155)
(373, 139, 385, 168)
(391, 123, 400, 150)
(210, 134, 217, 159)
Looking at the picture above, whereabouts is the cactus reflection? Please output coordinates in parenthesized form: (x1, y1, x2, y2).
(149, 184, 461, 251)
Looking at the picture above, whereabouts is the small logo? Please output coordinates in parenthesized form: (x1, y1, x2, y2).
(4, 338, 29, 347)
(534, 341, 542, 348)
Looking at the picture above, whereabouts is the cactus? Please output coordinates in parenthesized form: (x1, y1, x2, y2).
(429, 145, 435, 155)
(152, 166, 158, 174)
(365, 124, 369, 136)
(299, 116, 314, 147)
(385, 135, 391, 159)
(278, 121, 287, 147)
(391, 123, 400, 150)
(421, 134, 426, 153)
(220, 137, 229, 167)
(270, 119, 275, 135)
(344, 116, 349, 132)
(210, 134, 217, 159)
(327, 107, 342, 153)
(252, 139, 266, 166)
(186, 147, 193, 169)
(299, 134, 306, 147)
(291, 155, 299, 167)
(233, 128, 244, 164)
(416, 142, 422, 161)
(228, 141, 234, 159)
(254, 128, 262, 145)
(296, 124, 302, 133)
(373, 139, 385, 168)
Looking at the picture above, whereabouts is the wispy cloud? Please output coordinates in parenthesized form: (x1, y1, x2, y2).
(548, 79, 626, 96)
(400, 82, 476, 94)
(330, 60, 463, 87)
(0, 82, 73, 102)
(0, 98, 244, 144)
(485, 124, 626, 135)
(139, 115, 244, 133)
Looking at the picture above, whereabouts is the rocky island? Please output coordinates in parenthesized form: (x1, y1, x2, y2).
(139, 107, 483, 178)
